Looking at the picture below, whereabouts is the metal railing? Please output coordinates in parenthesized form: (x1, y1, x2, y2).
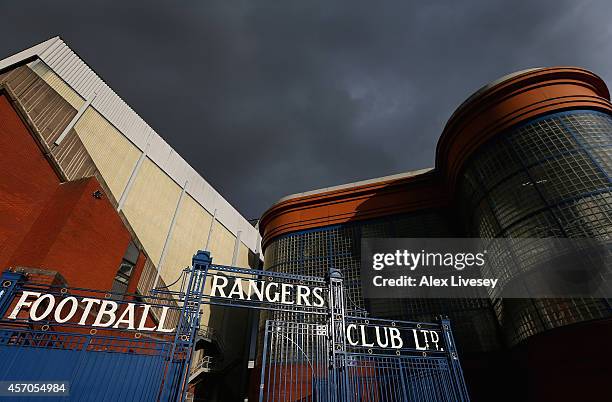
(191, 355, 215, 373)
(0, 267, 207, 402)
(196, 326, 224, 352)
(189, 355, 216, 384)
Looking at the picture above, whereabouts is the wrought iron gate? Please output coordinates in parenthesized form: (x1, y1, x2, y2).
(195, 252, 470, 402)
(0, 250, 470, 401)
(0, 257, 208, 402)
(258, 317, 469, 402)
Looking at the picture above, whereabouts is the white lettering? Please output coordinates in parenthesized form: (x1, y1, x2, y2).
(430, 330, 440, 350)
(247, 280, 264, 301)
(265, 283, 280, 303)
(412, 329, 426, 350)
(228, 279, 245, 299)
(375, 326, 389, 348)
(54, 297, 79, 323)
(346, 324, 358, 346)
(360, 325, 375, 347)
(389, 327, 403, 349)
(210, 275, 229, 298)
(295, 285, 310, 306)
(30, 294, 55, 321)
(5, 292, 180, 334)
(137, 304, 157, 331)
(92, 300, 118, 327)
(79, 298, 101, 325)
(312, 287, 325, 307)
(156, 306, 176, 333)
(113, 303, 136, 329)
(281, 283, 292, 305)
(7, 291, 40, 319)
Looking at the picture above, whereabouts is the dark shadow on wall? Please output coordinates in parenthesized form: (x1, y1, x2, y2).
(348, 178, 612, 402)
(193, 249, 261, 402)
(343, 180, 504, 401)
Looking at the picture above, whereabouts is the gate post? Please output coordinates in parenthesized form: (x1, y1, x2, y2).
(180, 250, 212, 402)
(163, 250, 212, 402)
(440, 316, 470, 402)
(326, 268, 349, 402)
(0, 271, 24, 318)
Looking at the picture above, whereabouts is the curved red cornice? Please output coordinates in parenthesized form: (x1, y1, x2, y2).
(437, 67, 611, 192)
(259, 67, 612, 251)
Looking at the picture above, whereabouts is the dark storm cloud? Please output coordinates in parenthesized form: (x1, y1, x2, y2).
(1, 1, 611, 218)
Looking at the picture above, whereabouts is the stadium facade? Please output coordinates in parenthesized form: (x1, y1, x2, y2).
(0, 37, 261, 401)
(259, 67, 612, 401)
(0, 37, 611, 401)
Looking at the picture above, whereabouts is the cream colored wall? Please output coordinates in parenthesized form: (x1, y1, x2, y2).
(158, 194, 253, 281)
(161, 194, 213, 289)
(74, 107, 141, 196)
(28, 59, 259, 314)
(29, 60, 85, 109)
(237, 243, 250, 268)
(122, 158, 182, 264)
(208, 222, 238, 266)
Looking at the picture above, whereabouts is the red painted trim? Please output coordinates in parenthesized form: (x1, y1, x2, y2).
(259, 67, 612, 250)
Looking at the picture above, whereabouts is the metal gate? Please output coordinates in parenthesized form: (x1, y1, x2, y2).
(0, 256, 209, 402)
(194, 252, 470, 402)
(0, 250, 470, 401)
(258, 318, 468, 402)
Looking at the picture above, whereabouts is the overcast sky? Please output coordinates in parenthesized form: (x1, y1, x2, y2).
(1, 1, 611, 218)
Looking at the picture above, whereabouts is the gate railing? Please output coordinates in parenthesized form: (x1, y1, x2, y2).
(0, 256, 211, 402)
(185, 250, 471, 402)
(258, 316, 470, 402)
(0, 250, 470, 402)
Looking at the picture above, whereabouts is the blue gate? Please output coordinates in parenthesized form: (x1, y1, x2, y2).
(191, 254, 470, 401)
(0, 252, 211, 402)
(0, 251, 470, 401)
(255, 268, 470, 402)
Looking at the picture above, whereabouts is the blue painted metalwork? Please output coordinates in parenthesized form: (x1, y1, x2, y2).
(186, 255, 470, 401)
(258, 316, 470, 402)
(0, 271, 21, 317)
(0, 251, 470, 401)
(0, 250, 211, 402)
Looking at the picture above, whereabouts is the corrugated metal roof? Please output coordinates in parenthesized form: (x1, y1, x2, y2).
(0, 37, 261, 255)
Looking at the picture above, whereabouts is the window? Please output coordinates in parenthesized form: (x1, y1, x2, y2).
(112, 242, 139, 295)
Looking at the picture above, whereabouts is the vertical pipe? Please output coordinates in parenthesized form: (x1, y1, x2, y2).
(153, 180, 188, 289)
(231, 230, 242, 266)
(117, 132, 153, 212)
(204, 209, 218, 252)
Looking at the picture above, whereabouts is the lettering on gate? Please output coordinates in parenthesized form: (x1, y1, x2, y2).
(207, 273, 443, 353)
(4, 275, 443, 352)
(208, 274, 326, 307)
(345, 323, 442, 352)
(6, 291, 175, 332)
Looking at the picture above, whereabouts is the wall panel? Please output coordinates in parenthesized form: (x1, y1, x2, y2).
(237, 243, 250, 268)
(74, 107, 140, 196)
(29, 60, 84, 109)
(161, 194, 213, 288)
(122, 158, 181, 264)
(208, 222, 237, 266)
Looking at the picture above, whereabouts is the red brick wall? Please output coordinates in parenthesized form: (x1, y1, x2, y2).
(0, 94, 60, 269)
(0, 92, 137, 290)
(8, 178, 131, 290)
